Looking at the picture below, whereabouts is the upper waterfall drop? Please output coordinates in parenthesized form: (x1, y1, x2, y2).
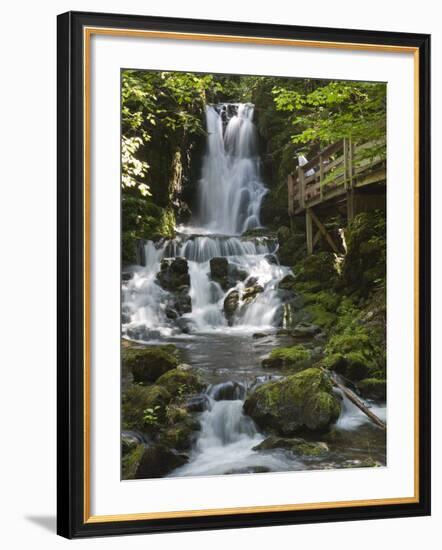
(197, 103, 268, 236)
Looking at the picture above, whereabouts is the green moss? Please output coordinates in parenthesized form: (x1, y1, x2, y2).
(122, 384, 171, 432)
(294, 252, 338, 285)
(156, 368, 204, 398)
(358, 378, 386, 400)
(123, 346, 179, 384)
(244, 368, 341, 435)
(122, 443, 144, 479)
(253, 436, 328, 457)
(262, 345, 312, 371)
(305, 304, 337, 330)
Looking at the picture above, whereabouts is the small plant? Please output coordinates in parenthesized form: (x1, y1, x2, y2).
(142, 405, 161, 426)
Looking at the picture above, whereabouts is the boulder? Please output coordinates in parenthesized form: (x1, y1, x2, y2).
(262, 345, 312, 371)
(123, 346, 179, 384)
(156, 368, 205, 398)
(278, 274, 296, 291)
(157, 257, 190, 291)
(242, 283, 264, 303)
(224, 290, 240, 325)
(135, 445, 188, 478)
(243, 368, 341, 435)
(253, 436, 329, 457)
(184, 394, 212, 413)
(122, 442, 144, 479)
(209, 381, 245, 401)
(122, 384, 171, 432)
(264, 254, 278, 265)
(357, 378, 386, 400)
(209, 257, 229, 289)
(291, 322, 322, 338)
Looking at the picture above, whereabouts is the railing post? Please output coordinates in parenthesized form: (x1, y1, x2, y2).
(319, 154, 324, 200)
(348, 137, 354, 188)
(306, 208, 313, 255)
(287, 173, 294, 216)
(343, 138, 348, 190)
(298, 165, 305, 209)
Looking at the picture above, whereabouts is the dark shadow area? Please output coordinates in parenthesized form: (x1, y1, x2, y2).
(25, 515, 56, 533)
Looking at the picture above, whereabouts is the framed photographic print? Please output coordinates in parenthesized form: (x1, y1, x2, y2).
(57, 11, 431, 538)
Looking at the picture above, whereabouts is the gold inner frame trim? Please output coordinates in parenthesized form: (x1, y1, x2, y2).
(83, 26, 420, 524)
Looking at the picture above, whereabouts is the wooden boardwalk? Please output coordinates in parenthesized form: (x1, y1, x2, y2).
(287, 138, 386, 254)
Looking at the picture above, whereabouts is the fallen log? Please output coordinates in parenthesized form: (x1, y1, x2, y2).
(322, 369, 386, 430)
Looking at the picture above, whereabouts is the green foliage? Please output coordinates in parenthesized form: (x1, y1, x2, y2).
(143, 405, 162, 427)
(272, 80, 386, 150)
(263, 345, 311, 370)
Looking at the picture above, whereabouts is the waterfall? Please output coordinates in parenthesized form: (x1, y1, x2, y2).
(122, 103, 294, 339)
(197, 103, 268, 235)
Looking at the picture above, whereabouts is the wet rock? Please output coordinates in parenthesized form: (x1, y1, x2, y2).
(253, 436, 329, 457)
(184, 394, 212, 413)
(243, 368, 341, 435)
(122, 271, 134, 282)
(209, 381, 245, 401)
(264, 254, 278, 265)
(278, 274, 296, 291)
(292, 322, 321, 338)
(224, 466, 271, 474)
(165, 307, 178, 320)
(242, 283, 264, 303)
(173, 286, 192, 315)
(224, 289, 240, 325)
(252, 332, 268, 339)
(157, 257, 190, 291)
(123, 346, 179, 384)
(229, 265, 248, 283)
(175, 317, 193, 334)
(209, 257, 229, 289)
(135, 445, 188, 478)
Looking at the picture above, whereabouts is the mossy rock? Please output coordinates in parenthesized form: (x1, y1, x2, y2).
(262, 345, 312, 372)
(244, 368, 341, 435)
(123, 346, 179, 384)
(157, 257, 190, 291)
(358, 378, 386, 400)
(135, 445, 188, 479)
(122, 443, 144, 479)
(278, 274, 296, 291)
(295, 252, 337, 285)
(156, 368, 205, 398)
(253, 436, 329, 457)
(158, 407, 201, 451)
(122, 384, 171, 432)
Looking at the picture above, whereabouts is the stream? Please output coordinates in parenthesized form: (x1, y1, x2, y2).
(122, 102, 386, 477)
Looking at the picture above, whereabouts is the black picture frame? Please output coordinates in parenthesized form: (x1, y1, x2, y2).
(57, 10, 431, 539)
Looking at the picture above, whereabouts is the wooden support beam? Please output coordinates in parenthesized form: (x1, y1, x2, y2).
(347, 189, 355, 222)
(308, 208, 340, 254)
(313, 229, 321, 248)
(306, 209, 313, 255)
(287, 173, 295, 216)
(298, 166, 305, 209)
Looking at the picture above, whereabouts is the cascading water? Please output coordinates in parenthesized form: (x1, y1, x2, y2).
(197, 103, 267, 235)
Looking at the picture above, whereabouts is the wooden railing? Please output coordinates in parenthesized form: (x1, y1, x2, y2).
(288, 137, 386, 215)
